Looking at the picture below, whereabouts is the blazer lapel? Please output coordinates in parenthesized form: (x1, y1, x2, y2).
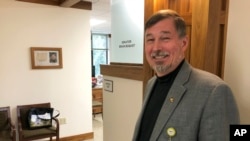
(150, 61, 192, 141)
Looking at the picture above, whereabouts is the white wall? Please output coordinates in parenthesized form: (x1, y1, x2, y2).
(103, 76, 142, 141)
(103, 0, 144, 140)
(224, 0, 250, 124)
(0, 0, 92, 138)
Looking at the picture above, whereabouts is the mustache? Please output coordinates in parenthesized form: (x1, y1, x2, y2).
(150, 50, 169, 58)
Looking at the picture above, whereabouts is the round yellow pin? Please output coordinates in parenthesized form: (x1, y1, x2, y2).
(167, 127, 176, 137)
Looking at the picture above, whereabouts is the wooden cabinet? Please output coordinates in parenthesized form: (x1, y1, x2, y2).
(92, 87, 103, 116)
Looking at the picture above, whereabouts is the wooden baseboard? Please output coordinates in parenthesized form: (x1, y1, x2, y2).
(53, 132, 94, 141)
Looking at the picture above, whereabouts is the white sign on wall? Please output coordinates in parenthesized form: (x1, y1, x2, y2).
(110, 0, 144, 64)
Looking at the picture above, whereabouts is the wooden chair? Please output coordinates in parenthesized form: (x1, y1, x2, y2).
(0, 106, 16, 141)
(17, 103, 59, 141)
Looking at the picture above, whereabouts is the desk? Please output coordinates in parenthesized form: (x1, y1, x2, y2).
(92, 87, 103, 116)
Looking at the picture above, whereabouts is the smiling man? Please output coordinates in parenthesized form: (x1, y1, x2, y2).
(133, 9, 239, 141)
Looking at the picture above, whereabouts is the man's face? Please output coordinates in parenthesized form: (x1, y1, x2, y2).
(51, 54, 56, 60)
(144, 18, 188, 77)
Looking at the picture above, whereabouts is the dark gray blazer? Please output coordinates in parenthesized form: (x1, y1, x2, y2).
(133, 60, 239, 141)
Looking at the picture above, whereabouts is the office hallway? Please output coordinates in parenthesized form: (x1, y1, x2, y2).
(85, 114, 103, 141)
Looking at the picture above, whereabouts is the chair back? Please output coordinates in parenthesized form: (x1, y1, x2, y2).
(0, 106, 16, 141)
(0, 106, 10, 130)
(17, 103, 51, 130)
(17, 103, 59, 141)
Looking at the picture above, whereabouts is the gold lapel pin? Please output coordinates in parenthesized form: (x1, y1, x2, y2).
(169, 97, 174, 103)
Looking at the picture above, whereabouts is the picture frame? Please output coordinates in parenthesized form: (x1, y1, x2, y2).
(30, 47, 63, 69)
(103, 79, 113, 92)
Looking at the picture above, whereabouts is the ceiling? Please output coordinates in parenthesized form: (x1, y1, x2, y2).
(90, 0, 111, 33)
(17, 0, 111, 33)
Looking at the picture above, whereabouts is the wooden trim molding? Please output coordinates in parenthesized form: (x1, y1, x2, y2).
(100, 63, 143, 81)
(53, 132, 93, 141)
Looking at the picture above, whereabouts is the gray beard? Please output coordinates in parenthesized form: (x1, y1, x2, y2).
(153, 64, 171, 74)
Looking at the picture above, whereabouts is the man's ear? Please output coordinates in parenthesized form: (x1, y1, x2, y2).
(181, 36, 189, 51)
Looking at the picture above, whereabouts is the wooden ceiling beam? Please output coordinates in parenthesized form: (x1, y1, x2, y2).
(17, 0, 92, 10)
(71, 1, 92, 10)
(61, 0, 92, 10)
(17, 0, 62, 6)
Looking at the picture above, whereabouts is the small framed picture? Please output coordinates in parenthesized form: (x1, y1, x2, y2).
(30, 47, 63, 69)
(103, 79, 113, 92)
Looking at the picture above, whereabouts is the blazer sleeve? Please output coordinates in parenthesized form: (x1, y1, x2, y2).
(198, 83, 240, 141)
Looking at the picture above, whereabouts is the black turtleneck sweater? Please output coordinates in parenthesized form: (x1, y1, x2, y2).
(137, 60, 184, 141)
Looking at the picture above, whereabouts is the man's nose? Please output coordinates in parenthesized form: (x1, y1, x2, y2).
(152, 40, 162, 50)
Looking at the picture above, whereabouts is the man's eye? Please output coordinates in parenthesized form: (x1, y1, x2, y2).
(161, 37, 170, 40)
(146, 38, 154, 42)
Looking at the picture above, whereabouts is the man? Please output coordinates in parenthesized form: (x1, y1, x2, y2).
(49, 52, 57, 63)
(133, 9, 239, 141)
